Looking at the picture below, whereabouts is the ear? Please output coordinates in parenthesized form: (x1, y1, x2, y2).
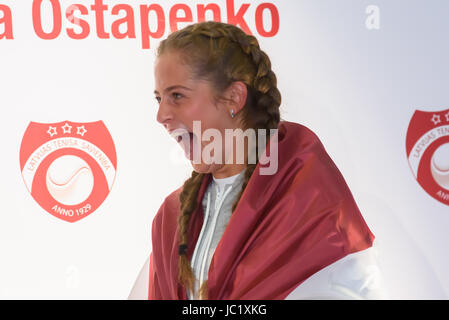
(224, 81, 248, 116)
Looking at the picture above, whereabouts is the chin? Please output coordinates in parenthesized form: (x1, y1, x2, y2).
(191, 162, 219, 175)
(191, 162, 210, 174)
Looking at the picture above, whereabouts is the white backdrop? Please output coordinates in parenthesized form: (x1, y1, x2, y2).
(1, 0, 448, 299)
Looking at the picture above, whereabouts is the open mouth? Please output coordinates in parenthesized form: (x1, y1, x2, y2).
(171, 129, 193, 142)
(170, 129, 196, 160)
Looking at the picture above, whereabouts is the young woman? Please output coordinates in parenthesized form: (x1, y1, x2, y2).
(129, 21, 385, 300)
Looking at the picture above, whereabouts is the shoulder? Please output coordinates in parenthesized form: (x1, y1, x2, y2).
(278, 120, 325, 152)
(285, 244, 387, 299)
(276, 121, 354, 203)
(278, 121, 340, 177)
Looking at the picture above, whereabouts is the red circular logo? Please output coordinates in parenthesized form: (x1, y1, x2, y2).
(19, 121, 117, 222)
(406, 109, 449, 206)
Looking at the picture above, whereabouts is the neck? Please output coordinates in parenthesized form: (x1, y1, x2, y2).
(211, 131, 251, 179)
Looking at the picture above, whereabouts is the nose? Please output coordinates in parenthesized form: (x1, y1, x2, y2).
(156, 99, 174, 127)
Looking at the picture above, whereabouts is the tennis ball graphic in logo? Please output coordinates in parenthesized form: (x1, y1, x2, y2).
(20, 121, 117, 222)
(431, 143, 449, 191)
(46, 155, 94, 206)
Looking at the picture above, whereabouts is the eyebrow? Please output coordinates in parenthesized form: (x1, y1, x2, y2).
(154, 85, 193, 95)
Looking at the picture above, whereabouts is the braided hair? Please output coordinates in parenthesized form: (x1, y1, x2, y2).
(157, 21, 282, 299)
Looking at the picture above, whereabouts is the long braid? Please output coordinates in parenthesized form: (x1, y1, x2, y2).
(158, 21, 281, 300)
(177, 171, 204, 295)
(214, 24, 282, 213)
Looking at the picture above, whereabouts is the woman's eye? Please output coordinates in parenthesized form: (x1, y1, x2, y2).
(155, 96, 161, 104)
(172, 92, 183, 100)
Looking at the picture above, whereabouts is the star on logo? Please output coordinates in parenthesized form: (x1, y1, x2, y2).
(61, 122, 72, 134)
(47, 126, 57, 137)
(77, 125, 87, 136)
(445, 111, 449, 122)
(431, 114, 441, 125)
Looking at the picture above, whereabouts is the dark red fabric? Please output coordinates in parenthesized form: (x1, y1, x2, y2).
(148, 121, 374, 300)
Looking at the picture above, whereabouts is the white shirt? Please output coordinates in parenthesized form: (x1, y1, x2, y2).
(188, 170, 245, 299)
(286, 244, 387, 299)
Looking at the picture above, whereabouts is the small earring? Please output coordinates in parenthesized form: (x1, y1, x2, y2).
(231, 109, 235, 118)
